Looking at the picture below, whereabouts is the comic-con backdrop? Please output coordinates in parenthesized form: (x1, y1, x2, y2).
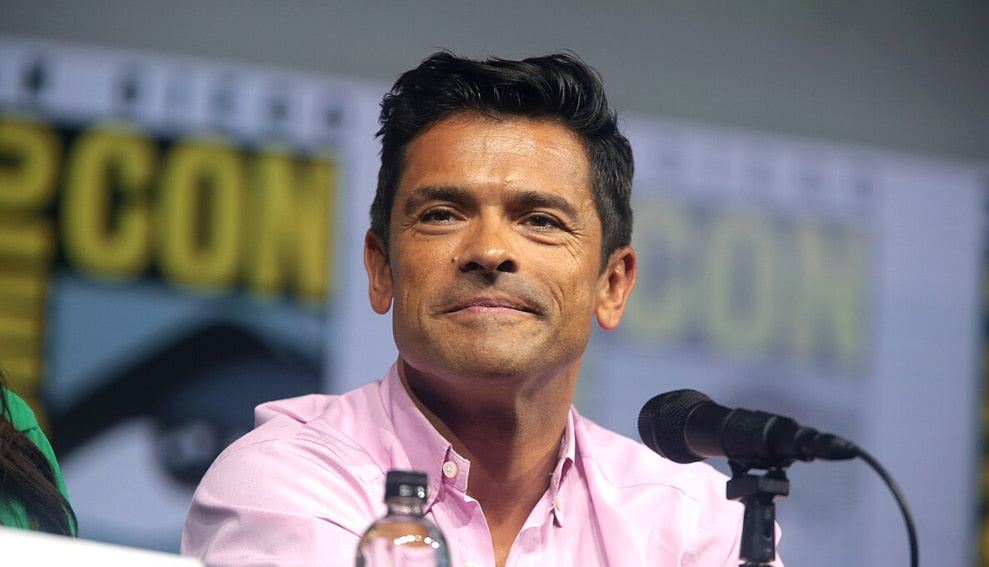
(0, 38, 984, 567)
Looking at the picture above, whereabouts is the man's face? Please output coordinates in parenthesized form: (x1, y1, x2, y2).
(365, 114, 635, 387)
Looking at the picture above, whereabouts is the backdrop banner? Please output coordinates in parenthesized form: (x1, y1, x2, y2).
(0, 36, 379, 550)
(578, 116, 985, 566)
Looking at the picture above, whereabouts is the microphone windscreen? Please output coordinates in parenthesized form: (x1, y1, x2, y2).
(637, 389, 712, 464)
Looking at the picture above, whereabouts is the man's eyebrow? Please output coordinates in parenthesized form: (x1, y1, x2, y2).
(402, 185, 473, 216)
(402, 186, 581, 220)
(510, 190, 579, 220)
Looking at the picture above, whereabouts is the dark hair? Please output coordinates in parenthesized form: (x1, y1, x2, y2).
(370, 51, 634, 265)
(0, 379, 77, 535)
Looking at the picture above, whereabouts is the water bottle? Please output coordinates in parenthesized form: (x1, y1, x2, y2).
(355, 470, 451, 567)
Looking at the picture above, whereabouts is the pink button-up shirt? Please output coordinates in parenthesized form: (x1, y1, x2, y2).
(182, 364, 777, 566)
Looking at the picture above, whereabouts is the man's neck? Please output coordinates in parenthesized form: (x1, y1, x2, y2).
(397, 360, 575, 563)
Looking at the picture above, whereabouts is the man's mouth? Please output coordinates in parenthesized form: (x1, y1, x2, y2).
(444, 296, 538, 315)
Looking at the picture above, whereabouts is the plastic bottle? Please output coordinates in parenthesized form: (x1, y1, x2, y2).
(355, 470, 451, 567)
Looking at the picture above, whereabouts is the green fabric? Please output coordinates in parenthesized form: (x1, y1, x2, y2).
(1, 387, 75, 535)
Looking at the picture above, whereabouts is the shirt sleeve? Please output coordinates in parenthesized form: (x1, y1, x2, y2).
(181, 434, 382, 567)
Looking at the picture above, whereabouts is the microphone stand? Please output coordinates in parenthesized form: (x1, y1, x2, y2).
(726, 462, 789, 567)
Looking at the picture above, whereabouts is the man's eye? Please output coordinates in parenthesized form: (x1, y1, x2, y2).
(421, 209, 456, 223)
(525, 214, 562, 229)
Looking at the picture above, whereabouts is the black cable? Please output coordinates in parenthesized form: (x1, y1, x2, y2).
(855, 447, 919, 567)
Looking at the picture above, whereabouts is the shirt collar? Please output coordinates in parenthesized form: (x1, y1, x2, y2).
(549, 408, 577, 526)
(381, 362, 577, 523)
(381, 362, 459, 512)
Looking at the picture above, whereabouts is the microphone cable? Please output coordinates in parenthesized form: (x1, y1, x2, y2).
(853, 444, 918, 567)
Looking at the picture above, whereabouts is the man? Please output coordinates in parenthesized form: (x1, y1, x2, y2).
(182, 52, 774, 566)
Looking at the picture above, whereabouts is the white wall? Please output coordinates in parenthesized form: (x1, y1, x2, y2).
(2, 0, 987, 163)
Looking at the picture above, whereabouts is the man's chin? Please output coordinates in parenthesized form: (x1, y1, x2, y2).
(405, 348, 542, 382)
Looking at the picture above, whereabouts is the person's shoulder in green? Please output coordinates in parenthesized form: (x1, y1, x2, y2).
(0, 385, 77, 536)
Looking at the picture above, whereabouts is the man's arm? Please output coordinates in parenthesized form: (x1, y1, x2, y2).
(181, 436, 380, 566)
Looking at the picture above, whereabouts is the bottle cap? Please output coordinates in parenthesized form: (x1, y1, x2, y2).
(384, 470, 428, 501)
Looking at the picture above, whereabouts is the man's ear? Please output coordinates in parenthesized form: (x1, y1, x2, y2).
(364, 229, 394, 315)
(595, 245, 637, 331)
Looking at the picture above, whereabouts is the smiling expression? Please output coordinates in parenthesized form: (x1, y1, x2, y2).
(365, 113, 635, 390)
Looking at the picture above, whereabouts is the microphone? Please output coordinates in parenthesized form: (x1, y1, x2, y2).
(637, 389, 859, 469)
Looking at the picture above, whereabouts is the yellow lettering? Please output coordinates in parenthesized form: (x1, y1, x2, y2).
(793, 223, 866, 365)
(0, 216, 55, 263)
(706, 213, 777, 355)
(626, 202, 692, 341)
(0, 216, 53, 423)
(159, 140, 243, 289)
(620, 200, 868, 368)
(0, 118, 60, 211)
(0, 271, 48, 312)
(61, 126, 155, 277)
(247, 150, 335, 302)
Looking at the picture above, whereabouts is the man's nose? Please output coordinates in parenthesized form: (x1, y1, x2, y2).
(457, 219, 519, 274)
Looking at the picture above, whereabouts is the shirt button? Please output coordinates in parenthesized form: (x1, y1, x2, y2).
(553, 496, 563, 512)
(464, 563, 480, 567)
(442, 461, 458, 479)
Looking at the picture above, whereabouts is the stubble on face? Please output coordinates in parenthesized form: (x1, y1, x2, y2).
(369, 114, 611, 397)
